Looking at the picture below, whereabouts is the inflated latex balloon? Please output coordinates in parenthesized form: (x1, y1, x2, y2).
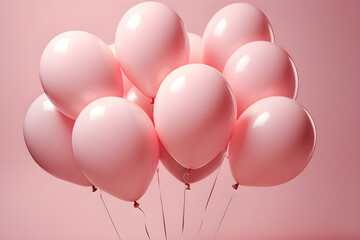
(122, 74, 134, 96)
(109, 44, 133, 95)
(115, 1, 189, 98)
(188, 32, 202, 64)
(126, 86, 153, 121)
(203, 3, 274, 72)
(160, 144, 225, 184)
(23, 94, 92, 187)
(223, 41, 298, 117)
(154, 64, 236, 169)
(40, 31, 123, 119)
(229, 96, 316, 187)
(72, 97, 159, 201)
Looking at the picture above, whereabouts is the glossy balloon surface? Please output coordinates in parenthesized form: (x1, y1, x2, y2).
(223, 41, 298, 117)
(203, 3, 274, 72)
(40, 31, 123, 119)
(115, 2, 189, 97)
(109, 43, 133, 96)
(23, 94, 91, 186)
(154, 64, 236, 169)
(126, 86, 153, 121)
(72, 97, 159, 201)
(229, 96, 316, 187)
(160, 144, 225, 184)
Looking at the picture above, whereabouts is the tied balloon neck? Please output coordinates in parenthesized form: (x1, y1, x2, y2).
(183, 169, 192, 186)
(232, 183, 239, 190)
(134, 201, 140, 208)
(150, 98, 155, 104)
(92, 185, 98, 192)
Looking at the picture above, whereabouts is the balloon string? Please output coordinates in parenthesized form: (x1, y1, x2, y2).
(134, 201, 151, 240)
(196, 157, 225, 240)
(181, 168, 191, 240)
(181, 182, 190, 240)
(99, 191, 122, 240)
(156, 168, 168, 240)
(212, 183, 239, 240)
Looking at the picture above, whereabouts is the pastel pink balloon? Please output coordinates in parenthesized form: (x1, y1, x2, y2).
(23, 94, 92, 187)
(154, 64, 237, 169)
(72, 97, 159, 201)
(109, 43, 133, 96)
(229, 96, 316, 187)
(203, 3, 274, 72)
(223, 41, 298, 117)
(40, 31, 123, 119)
(121, 72, 134, 96)
(160, 144, 225, 184)
(115, 2, 190, 98)
(126, 86, 153, 121)
(188, 32, 202, 64)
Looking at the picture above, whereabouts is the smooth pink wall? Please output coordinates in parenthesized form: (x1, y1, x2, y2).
(1, 0, 359, 239)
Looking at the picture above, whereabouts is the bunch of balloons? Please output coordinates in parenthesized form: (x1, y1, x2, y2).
(24, 1, 316, 210)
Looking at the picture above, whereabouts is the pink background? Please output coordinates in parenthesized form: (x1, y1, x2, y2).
(1, 0, 359, 239)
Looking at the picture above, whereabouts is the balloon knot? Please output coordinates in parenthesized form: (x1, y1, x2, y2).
(134, 201, 139, 208)
(183, 169, 191, 183)
(186, 183, 191, 190)
(232, 183, 239, 190)
(151, 98, 155, 104)
(92, 185, 97, 192)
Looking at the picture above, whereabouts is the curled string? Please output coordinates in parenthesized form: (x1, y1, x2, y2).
(196, 157, 225, 240)
(134, 201, 151, 240)
(98, 190, 122, 240)
(156, 168, 168, 240)
(181, 169, 191, 240)
(212, 183, 239, 240)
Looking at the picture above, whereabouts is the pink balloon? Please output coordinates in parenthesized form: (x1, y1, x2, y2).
(160, 144, 225, 184)
(115, 2, 190, 98)
(203, 3, 274, 72)
(223, 41, 298, 118)
(109, 43, 134, 96)
(72, 97, 159, 201)
(40, 31, 123, 119)
(126, 86, 153, 121)
(23, 94, 92, 187)
(228, 96, 316, 187)
(154, 64, 237, 169)
(188, 32, 202, 64)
